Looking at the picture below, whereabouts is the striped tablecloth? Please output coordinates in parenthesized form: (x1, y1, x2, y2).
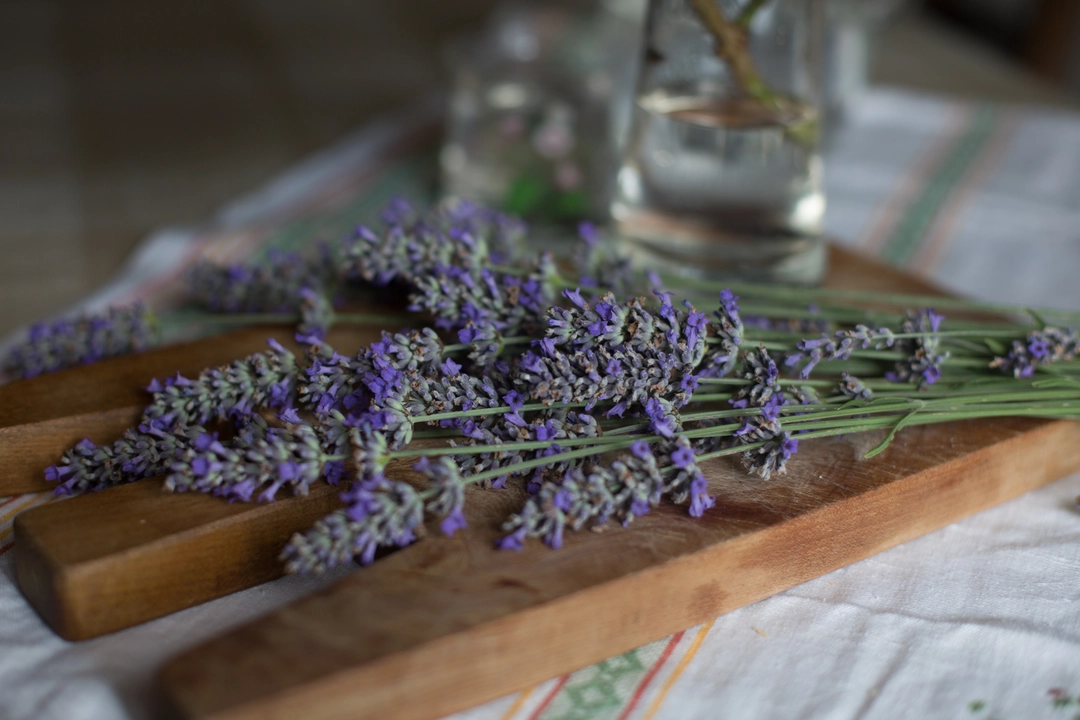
(2, 89, 1079, 720)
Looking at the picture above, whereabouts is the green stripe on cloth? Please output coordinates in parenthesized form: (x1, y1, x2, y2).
(535, 635, 676, 720)
(879, 106, 998, 268)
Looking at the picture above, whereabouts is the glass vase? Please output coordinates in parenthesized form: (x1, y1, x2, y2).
(610, 0, 826, 284)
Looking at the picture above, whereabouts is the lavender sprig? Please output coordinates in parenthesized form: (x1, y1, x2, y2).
(186, 249, 336, 316)
(45, 417, 202, 496)
(281, 473, 425, 573)
(887, 309, 949, 388)
(990, 327, 1079, 378)
(165, 417, 329, 502)
(4, 304, 158, 379)
(784, 324, 896, 379)
(144, 339, 298, 425)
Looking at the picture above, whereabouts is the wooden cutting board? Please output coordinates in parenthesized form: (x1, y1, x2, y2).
(150, 248, 1078, 719)
(6, 247, 1080, 719)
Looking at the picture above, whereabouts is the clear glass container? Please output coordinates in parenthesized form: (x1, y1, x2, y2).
(440, 2, 631, 222)
(611, 0, 826, 284)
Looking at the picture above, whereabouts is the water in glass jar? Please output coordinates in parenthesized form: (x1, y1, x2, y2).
(611, 89, 826, 283)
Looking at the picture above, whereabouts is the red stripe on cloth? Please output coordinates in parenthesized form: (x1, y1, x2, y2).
(860, 105, 969, 256)
(615, 632, 685, 720)
(525, 675, 571, 720)
(912, 113, 1018, 274)
(0, 496, 22, 511)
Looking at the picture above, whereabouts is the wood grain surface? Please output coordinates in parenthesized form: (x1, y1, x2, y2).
(14, 479, 343, 640)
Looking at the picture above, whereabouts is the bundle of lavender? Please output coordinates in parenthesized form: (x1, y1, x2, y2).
(19, 199, 1080, 574)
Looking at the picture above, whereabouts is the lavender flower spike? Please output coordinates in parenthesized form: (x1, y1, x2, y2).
(885, 309, 948, 389)
(145, 339, 298, 426)
(701, 290, 744, 378)
(415, 456, 469, 537)
(4, 303, 158, 379)
(281, 475, 425, 573)
(46, 418, 202, 496)
(990, 326, 1079, 378)
(165, 418, 326, 502)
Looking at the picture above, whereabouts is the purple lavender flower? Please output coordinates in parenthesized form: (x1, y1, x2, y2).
(145, 339, 298, 426)
(165, 418, 327, 501)
(700, 290, 743, 378)
(885, 309, 949, 389)
(416, 456, 468, 537)
(298, 328, 442, 424)
(498, 438, 719, 550)
(734, 404, 799, 480)
(340, 200, 552, 366)
(281, 475, 424, 573)
(784, 324, 895, 379)
(659, 436, 714, 516)
(449, 410, 601, 490)
(186, 250, 336, 316)
(990, 326, 1079, 378)
(838, 372, 873, 402)
(45, 417, 203, 496)
(731, 345, 782, 408)
(4, 304, 158, 379)
(516, 292, 706, 415)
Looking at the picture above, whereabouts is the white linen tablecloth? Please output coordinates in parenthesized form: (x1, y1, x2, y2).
(2, 89, 1079, 720)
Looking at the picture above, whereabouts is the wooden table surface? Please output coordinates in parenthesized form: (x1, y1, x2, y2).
(1, 1, 1077, 339)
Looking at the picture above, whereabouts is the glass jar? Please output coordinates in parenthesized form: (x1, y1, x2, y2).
(440, 2, 628, 223)
(610, 0, 826, 284)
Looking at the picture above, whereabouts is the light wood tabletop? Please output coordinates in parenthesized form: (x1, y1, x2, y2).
(1, 1, 1076, 339)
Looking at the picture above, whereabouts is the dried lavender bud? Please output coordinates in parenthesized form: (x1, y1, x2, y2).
(308, 409, 353, 485)
(45, 417, 203, 496)
(299, 329, 443, 420)
(886, 309, 948, 389)
(731, 345, 782, 408)
(281, 474, 424, 573)
(4, 303, 158, 379)
(166, 417, 327, 502)
(402, 363, 503, 422)
(701, 290, 744, 378)
(839, 372, 873, 401)
(789, 385, 822, 405)
(349, 425, 390, 478)
(498, 437, 713, 550)
(415, 456, 468, 536)
(734, 397, 798, 480)
(660, 436, 715, 517)
(784, 324, 896, 379)
(990, 327, 1079, 378)
(144, 339, 298, 425)
(186, 250, 335, 314)
(342, 198, 526, 286)
(341, 200, 557, 368)
(516, 291, 706, 415)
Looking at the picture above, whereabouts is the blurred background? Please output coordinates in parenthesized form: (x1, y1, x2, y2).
(2, 0, 1080, 337)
